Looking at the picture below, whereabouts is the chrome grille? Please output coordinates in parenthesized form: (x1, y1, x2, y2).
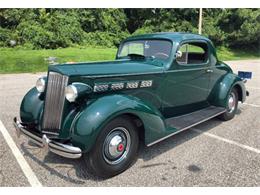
(42, 72, 68, 132)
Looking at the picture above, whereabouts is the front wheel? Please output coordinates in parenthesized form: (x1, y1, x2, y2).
(218, 88, 238, 121)
(84, 116, 139, 178)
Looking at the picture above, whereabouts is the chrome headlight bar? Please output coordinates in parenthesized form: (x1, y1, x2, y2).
(93, 84, 109, 92)
(94, 80, 153, 93)
(126, 81, 139, 89)
(111, 83, 124, 90)
(140, 80, 153, 88)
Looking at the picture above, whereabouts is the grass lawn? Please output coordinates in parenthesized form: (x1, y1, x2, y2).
(216, 47, 260, 61)
(0, 47, 117, 74)
(0, 47, 259, 74)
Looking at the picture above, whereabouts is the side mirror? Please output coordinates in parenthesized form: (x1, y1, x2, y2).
(176, 50, 182, 58)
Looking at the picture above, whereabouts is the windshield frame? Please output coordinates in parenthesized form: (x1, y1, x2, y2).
(116, 38, 174, 62)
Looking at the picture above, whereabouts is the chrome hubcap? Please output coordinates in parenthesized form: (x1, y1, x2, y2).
(228, 92, 236, 113)
(103, 127, 131, 165)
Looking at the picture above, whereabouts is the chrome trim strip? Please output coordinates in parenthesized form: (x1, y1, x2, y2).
(41, 131, 59, 136)
(49, 142, 81, 154)
(80, 63, 224, 79)
(82, 66, 221, 79)
(165, 67, 210, 73)
(13, 117, 82, 159)
(146, 109, 226, 147)
(82, 71, 163, 78)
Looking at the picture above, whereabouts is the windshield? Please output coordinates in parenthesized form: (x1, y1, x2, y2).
(118, 39, 172, 60)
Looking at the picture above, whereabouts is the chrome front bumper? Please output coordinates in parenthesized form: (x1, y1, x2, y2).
(13, 117, 82, 159)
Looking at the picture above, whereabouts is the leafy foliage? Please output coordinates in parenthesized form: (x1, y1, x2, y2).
(217, 9, 260, 48)
(0, 8, 259, 49)
(0, 27, 12, 47)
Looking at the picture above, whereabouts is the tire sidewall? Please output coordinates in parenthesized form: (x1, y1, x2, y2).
(222, 88, 239, 120)
(86, 116, 139, 178)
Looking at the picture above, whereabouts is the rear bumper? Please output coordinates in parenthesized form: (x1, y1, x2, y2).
(13, 117, 82, 159)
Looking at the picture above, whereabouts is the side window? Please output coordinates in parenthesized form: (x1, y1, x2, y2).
(176, 42, 208, 65)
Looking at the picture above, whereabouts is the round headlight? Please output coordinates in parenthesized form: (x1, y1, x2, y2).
(65, 85, 78, 102)
(36, 77, 46, 93)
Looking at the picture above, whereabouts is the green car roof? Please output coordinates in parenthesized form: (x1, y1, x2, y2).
(124, 32, 211, 43)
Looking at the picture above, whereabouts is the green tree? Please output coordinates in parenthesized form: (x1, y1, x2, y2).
(0, 8, 259, 49)
(218, 9, 260, 49)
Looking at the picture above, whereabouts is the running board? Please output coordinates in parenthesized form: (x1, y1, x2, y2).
(165, 106, 226, 130)
(147, 106, 226, 146)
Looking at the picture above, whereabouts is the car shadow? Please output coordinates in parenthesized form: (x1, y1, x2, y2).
(140, 108, 241, 162)
(20, 110, 240, 183)
(20, 143, 102, 183)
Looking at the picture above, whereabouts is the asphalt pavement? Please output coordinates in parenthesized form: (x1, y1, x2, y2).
(0, 59, 259, 186)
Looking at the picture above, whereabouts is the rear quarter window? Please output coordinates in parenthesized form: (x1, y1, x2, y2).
(177, 42, 208, 65)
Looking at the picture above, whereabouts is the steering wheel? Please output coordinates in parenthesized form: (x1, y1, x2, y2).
(154, 52, 169, 59)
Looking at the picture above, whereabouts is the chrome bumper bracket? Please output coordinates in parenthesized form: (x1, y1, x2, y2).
(13, 117, 82, 159)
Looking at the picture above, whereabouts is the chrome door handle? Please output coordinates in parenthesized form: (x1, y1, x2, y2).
(206, 69, 213, 73)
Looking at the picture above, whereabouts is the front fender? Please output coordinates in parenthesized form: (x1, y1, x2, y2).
(71, 94, 166, 152)
(20, 87, 43, 124)
(208, 73, 245, 107)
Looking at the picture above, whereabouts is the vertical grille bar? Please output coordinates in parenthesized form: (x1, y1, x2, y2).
(42, 72, 68, 133)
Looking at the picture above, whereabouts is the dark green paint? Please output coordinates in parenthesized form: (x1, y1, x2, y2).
(20, 87, 43, 124)
(49, 59, 166, 77)
(70, 94, 167, 151)
(19, 33, 246, 152)
(208, 71, 245, 108)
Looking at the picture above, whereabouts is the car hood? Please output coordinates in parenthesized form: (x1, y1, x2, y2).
(48, 59, 164, 78)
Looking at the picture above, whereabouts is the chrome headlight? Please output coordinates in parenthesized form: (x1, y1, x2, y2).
(36, 77, 46, 93)
(65, 85, 78, 102)
(65, 83, 92, 102)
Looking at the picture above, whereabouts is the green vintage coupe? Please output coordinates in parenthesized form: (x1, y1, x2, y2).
(14, 32, 248, 178)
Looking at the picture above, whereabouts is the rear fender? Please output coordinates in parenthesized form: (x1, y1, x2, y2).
(71, 94, 166, 152)
(208, 73, 246, 107)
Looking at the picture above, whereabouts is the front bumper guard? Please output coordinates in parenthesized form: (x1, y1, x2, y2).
(13, 117, 82, 159)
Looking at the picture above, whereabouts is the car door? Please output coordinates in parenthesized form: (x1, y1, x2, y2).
(162, 40, 212, 118)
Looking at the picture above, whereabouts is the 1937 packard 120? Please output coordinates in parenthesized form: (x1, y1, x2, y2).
(14, 32, 249, 178)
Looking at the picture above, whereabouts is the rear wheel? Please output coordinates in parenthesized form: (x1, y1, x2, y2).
(219, 88, 238, 121)
(84, 116, 139, 178)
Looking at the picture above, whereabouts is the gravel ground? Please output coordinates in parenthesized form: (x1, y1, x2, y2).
(0, 59, 259, 186)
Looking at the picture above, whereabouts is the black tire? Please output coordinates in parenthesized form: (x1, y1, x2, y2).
(218, 88, 238, 121)
(84, 116, 139, 178)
